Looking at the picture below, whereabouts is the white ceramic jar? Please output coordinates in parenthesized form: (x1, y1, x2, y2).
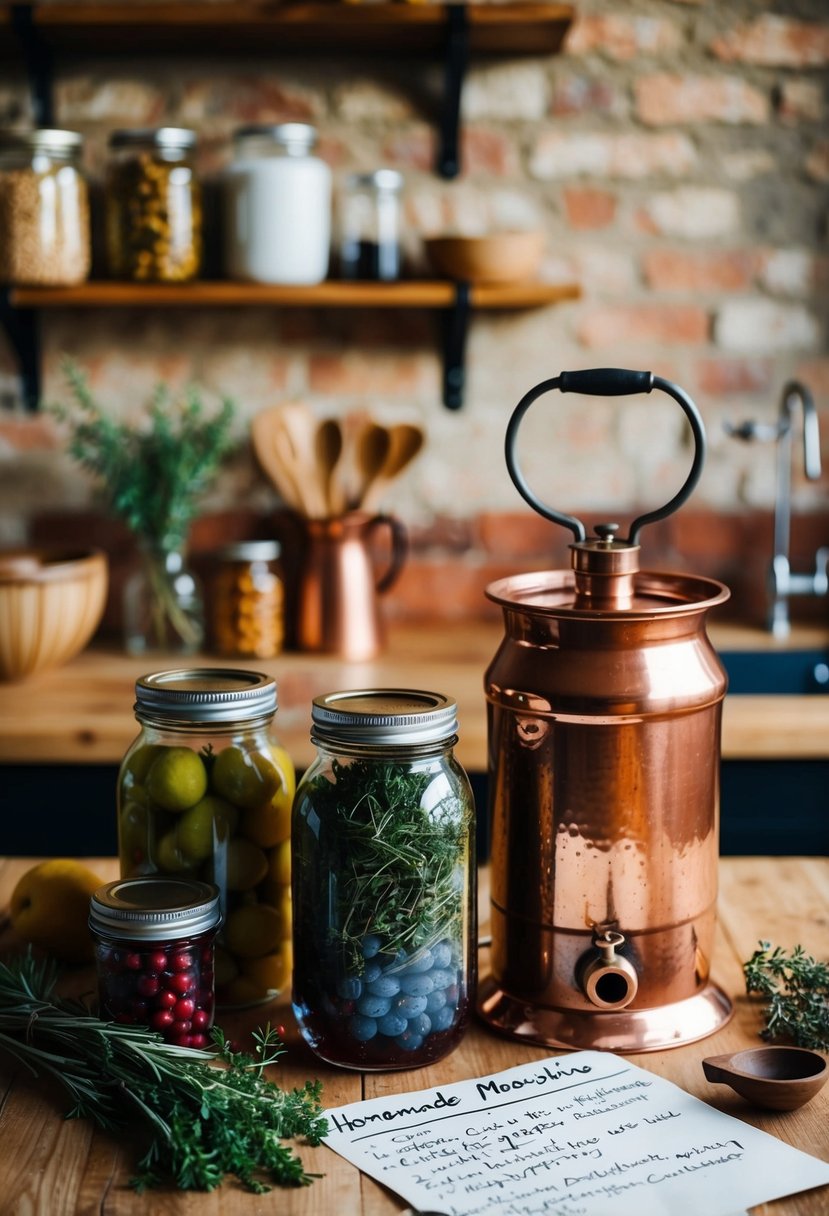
(224, 124, 331, 285)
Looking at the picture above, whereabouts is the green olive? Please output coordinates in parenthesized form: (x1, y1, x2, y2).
(122, 743, 163, 786)
(155, 830, 195, 874)
(146, 746, 208, 812)
(225, 837, 268, 891)
(210, 746, 279, 810)
(177, 795, 239, 863)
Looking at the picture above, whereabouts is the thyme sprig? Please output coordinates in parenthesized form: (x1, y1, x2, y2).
(49, 359, 235, 553)
(0, 952, 327, 1193)
(308, 759, 469, 971)
(743, 940, 829, 1051)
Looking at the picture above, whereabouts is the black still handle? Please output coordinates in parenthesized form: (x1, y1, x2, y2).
(504, 368, 706, 545)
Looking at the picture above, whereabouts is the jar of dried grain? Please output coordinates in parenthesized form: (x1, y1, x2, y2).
(105, 128, 202, 282)
(0, 129, 91, 286)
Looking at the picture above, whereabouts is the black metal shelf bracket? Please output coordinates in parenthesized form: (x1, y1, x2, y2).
(12, 3, 55, 126)
(438, 3, 469, 180)
(441, 280, 471, 410)
(0, 289, 41, 412)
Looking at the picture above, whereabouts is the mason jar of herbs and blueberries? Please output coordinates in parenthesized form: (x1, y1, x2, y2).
(117, 668, 295, 1010)
(292, 688, 476, 1071)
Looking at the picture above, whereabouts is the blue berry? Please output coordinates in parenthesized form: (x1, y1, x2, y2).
(366, 974, 401, 998)
(349, 1014, 378, 1041)
(336, 976, 362, 1000)
(396, 1031, 424, 1052)
(377, 1011, 408, 1037)
(357, 993, 391, 1018)
(425, 989, 447, 1015)
(430, 1005, 456, 1033)
(400, 973, 435, 997)
(362, 960, 382, 983)
(402, 949, 433, 974)
(430, 941, 452, 968)
(393, 994, 428, 1018)
(361, 934, 382, 959)
(408, 1012, 432, 1037)
(429, 968, 455, 990)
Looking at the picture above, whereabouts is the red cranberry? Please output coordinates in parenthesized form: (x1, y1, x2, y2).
(172, 1019, 192, 1036)
(156, 989, 177, 1009)
(125, 952, 142, 970)
(151, 1010, 174, 1031)
(170, 1034, 192, 1048)
(136, 974, 160, 998)
(169, 951, 194, 972)
(146, 950, 168, 974)
(168, 971, 196, 995)
(190, 1033, 209, 1049)
(192, 1009, 210, 1030)
(174, 997, 195, 1020)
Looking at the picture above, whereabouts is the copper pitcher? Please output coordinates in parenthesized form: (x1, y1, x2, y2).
(479, 368, 733, 1053)
(296, 511, 407, 661)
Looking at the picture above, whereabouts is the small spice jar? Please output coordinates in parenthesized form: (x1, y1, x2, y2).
(0, 128, 91, 285)
(339, 169, 403, 281)
(224, 123, 331, 285)
(209, 541, 285, 659)
(89, 876, 221, 1048)
(105, 128, 202, 281)
(292, 688, 476, 1071)
(117, 668, 295, 1010)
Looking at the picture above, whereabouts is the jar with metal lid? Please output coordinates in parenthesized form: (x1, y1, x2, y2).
(117, 668, 295, 1010)
(224, 123, 331, 285)
(0, 128, 90, 286)
(209, 541, 284, 659)
(89, 877, 221, 1047)
(339, 169, 403, 281)
(292, 688, 476, 1071)
(105, 127, 202, 282)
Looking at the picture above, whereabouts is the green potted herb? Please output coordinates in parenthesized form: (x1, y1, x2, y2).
(51, 360, 235, 654)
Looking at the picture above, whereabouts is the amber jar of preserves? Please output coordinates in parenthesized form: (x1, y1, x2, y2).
(105, 128, 202, 281)
(118, 668, 295, 1009)
(0, 128, 90, 285)
(209, 541, 284, 659)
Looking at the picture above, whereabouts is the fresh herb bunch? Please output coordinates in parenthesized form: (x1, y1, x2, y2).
(307, 758, 469, 971)
(743, 940, 829, 1051)
(0, 952, 327, 1193)
(50, 359, 235, 553)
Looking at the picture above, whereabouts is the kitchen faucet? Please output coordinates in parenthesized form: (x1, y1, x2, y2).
(726, 381, 828, 637)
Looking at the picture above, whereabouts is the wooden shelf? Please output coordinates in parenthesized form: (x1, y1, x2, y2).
(3, 3, 574, 56)
(9, 280, 580, 310)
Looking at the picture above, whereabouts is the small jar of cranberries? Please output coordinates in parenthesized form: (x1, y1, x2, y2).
(89, 876, 221, 1048)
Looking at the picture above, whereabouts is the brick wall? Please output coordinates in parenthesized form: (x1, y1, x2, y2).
(1, 0, 828, 631)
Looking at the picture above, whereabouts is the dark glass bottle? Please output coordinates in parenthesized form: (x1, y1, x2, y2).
(292, 688, 476, 1071)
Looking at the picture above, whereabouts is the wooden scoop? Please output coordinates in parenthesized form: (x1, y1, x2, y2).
(350, 420, 391, 511)
(362, 422, 425, 511)
(315, 417, 346, 516)
(702, 1046, 828, 1111)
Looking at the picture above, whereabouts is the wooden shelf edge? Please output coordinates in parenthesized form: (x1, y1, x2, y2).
(3, 2, 574, 53)
(10, 280, 581, 310)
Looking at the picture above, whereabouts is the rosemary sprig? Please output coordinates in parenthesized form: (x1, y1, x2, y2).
(743, 940, 829, 1051)
(0, 952, 327, 1193)
(49, 359, 235, 553)
(307, 759, 470, 971)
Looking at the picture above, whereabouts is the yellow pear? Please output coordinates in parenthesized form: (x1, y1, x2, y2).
(10, 859, 104, 963)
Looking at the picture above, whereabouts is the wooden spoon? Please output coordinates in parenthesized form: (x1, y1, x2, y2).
(350, 421, 391, 511)
(276, 401, 328, 518)
(315, 417, 346, 517)
(250, 406, 304, 512)
(362, 422, 425, 511)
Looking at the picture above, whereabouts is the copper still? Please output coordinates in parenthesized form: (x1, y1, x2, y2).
(478, 369, 733, 1052)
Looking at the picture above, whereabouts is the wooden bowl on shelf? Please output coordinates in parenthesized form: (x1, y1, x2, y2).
(424, 230, 546, 284)
(0, 548, 108, 681)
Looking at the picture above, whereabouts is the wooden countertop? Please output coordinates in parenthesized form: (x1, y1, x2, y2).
(0, 855, 827, 1214)
(0, 621, 827, 768)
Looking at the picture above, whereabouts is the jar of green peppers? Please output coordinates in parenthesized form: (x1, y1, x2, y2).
(292, 688, 476, 1071)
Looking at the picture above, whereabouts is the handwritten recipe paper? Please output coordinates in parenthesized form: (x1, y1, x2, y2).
(323, 1052, 829, 1216)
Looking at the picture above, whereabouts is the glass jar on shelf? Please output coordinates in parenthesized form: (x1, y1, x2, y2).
(0, 128, 91, 286)
(339, 169, 403, 281)
(117, 668, 296, 1010)
(292, 688, 476, 1071)
(104, 127, 202, 282)
(223, 123, 331, 285)
(208, 540, 285, 660)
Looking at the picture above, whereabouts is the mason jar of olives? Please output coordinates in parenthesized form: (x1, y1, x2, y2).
(105, 128, 202, 281)
(118, 668, 295, 1009)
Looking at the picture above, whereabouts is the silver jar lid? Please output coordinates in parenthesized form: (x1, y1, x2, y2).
(109, 127, 197, 150)
(0, 128, 83, 156)
(135, 668, 277, 724)
(89, 878, 221, 941)
(311, 688, 458, 747)
(347, 169, 403, 193)
(214, 540, 281, 562)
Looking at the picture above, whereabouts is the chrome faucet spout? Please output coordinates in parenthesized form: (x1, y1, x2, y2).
(726, 381, 825, 637)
